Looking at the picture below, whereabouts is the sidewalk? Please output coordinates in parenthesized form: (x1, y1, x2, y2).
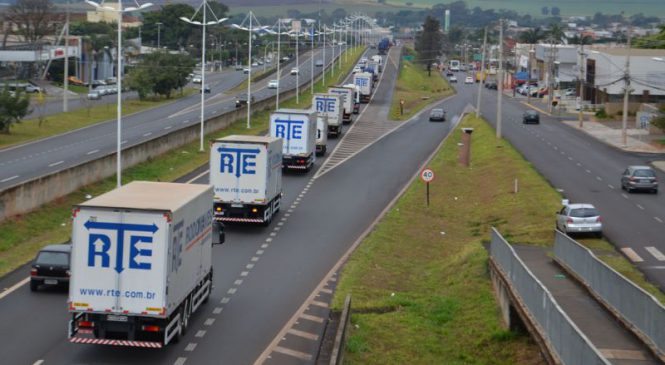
(514, 245, 660, 365)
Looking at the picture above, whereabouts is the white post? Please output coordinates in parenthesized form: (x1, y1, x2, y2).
(331, 25, 335, 77)
(475, 27, 487, 118)
(276, 19, 281, 109)
(322, 26, 326, 85)
(310, 25, 314, 94)
(622, 27, 632, 147)
(296, 30, 299, 104)
(497, 19, 503, 139)
(63, 0, 69, 112)
(578, 43, 585, 128)
(116, 0, 123, 188)
(199, 0, 206, 151)
(247, 12, 252, 129)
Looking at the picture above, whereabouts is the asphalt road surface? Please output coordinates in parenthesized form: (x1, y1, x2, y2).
(458, 80, 665, 291)
(0, 46, 470, 365)
(0, 46, 342, 190)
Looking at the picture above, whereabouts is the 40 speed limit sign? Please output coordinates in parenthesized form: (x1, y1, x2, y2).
(420, 168, 435, 183)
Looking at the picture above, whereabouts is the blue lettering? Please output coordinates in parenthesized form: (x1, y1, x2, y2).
(84, 221, 159, 273)
(315, 98, 336, 113)
(88, 233, 111, 268)
(273, 119, 304, 141)
(129, 235, 153, 270)
(217, 147, 260, 177)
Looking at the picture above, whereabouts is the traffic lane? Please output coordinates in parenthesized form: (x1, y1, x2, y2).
(465, 86, 665, 286)
(181, 94, 462, 365)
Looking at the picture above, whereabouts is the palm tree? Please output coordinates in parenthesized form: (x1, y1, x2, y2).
(568, 34, 592, 45)
(518, 27, 543, 44)
(546, 23, 565, 44)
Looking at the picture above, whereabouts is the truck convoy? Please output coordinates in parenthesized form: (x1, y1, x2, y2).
(342, 83, 361, 114)
(209, 135, 283, 224)
(68, 181, 216, 348)
(328, 86, 354, 123)
(313, 93, 343, 137)
(270, 109, 317, 171)
(353, 72, 373, 103)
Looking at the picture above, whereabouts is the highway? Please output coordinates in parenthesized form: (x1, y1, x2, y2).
(0, 46, 341, 190)
(461, 82, 665, 291)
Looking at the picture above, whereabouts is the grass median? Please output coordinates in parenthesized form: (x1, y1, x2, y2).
(390, 52, 453, 121)
(332, 113, 665, 363)
(0, 89, 196, 150)
(0, 46, 365, 278)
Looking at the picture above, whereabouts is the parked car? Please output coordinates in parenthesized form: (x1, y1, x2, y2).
(464, 76, 474, 84)
(235, 94, 255, 108)
(87, 90, 101, 100)
(556, 202, 602, 237)
(200, 84, 211, 93)
(621, 166, 659, 193)
(268, 79, 279, 89)
(429, 108, 446, 122)
(290, 67, 299, 75)
(315, 59, 324, 67)
(449, 75, 458, 83)
(30, 243, 71, 291)
(522, 110, 540, 124)
(564, 88, 576, 97)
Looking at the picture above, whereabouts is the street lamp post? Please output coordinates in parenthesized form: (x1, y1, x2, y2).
(156, 22, 162, 48)
(180, 0, 227, 151)
(85, 0, 153, 188)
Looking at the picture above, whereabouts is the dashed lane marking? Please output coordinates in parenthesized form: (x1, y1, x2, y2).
(48, 160, 64, 167)
(185, 343, 197, 352)
(86, 149, 99, 155)
(227, 288, 237, 294)
(213, 307, 223, 314)
(621, 247, 644, 263)
(310, 300, 329, 308)
(241, 271, 249, 277)
(143, 132, 152, 137)
(287, 328, 319, 341)
(655, 217, 663, 223)
(0, 175, 19, 183)
(234, 279, 243, 285)
(273, 346, 312, 361)
(645, 247, 665, 261)
(204, 318, 215, 326)
(174, 357, 187, 365)
(637, 204, 645, 210)
(299, 313, 324, 323)
(608, 184, 615, 189)
(221, 297, 230, 304)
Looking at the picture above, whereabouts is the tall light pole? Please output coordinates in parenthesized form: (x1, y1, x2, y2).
(476, 27, 487, 118)
(621, 27, 632, 147)
(85, 0, 153, 188)
(156, 22, 162, 48)
(63, 0, 70, 112)
(180, 0, 227, 151)
(497, 19, 503, 139)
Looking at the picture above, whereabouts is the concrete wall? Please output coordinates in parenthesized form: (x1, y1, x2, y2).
(0, 50, 349, 221)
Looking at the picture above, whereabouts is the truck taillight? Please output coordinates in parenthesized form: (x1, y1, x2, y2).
(78, 320, 94, 328)
(216, 206, 222, 212)
(66, 270, 71, 277)
(141, 325, 161, 332)
(30, 268, 37, 276)
(251, 208, 258, 213)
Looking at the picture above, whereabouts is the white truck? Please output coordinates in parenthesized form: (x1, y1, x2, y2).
(328, 86, 354, 124)
(270, 108, 317, 171)
(371, 55, 383, 72)
(342, 83, 361, 114)
(209, 135, 283, 224)
(366, 61, 380, 82)
(353, 72, 373, 103)
(68, 181, 216, 348)
(313, 93, 343, 138)
(316, 117, 328, 156)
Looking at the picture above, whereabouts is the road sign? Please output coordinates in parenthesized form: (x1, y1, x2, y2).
(420, 168, 435, 183)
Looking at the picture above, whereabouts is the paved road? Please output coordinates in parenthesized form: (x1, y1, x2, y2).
(0, 46, 341, 190)
(0, 46, 470, 365)
(456, 81, 665, 291)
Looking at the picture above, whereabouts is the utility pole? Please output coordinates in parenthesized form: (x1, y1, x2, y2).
(622, 27, 632, 147)
(156, 22, 162, 48)
(276, 19, 281, 109)
(63, 0, 70, 112)
(527, 44, 533, 105)
(475, 27, 487, 118)
(497, 19, 503, 139)
(578, 43, 585, 127)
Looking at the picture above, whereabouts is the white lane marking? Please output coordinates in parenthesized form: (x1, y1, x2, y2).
(300, 313, 325, 323)
(256, 250, 264, 255)
(48, 160, 64, 167)
(585, 169, 591, 174)
(261, 244, 269, 249)
(86, 149, 99, 155)
(568, 157, 573, 161)
(0, 277, 29, 300)
(655, 217, 663, 223)
(143, 132, 152, 137)
(227, 288, 237, 294)
(0, 175, 19, 183)
(122, 140, 128, 144)
(596, 176, 602, 181)
(646, 247, 665, 261)
(246, 263, 254, 269)
(637, 204, 645, 210)
(240, 271, 249, 277)
(174, 357, 187, 365)
(185, 343, 197, 351)
(221, 297, 230, 304)
(311, 300, 329, 308)
(577, 162, 582, 167)
(287, 328, 319, 341)
(621, 247, 644, 263)
(185, 170, 209, 184)
(622, 193, 629, 199)
(195, 330, 206, 337)
(204, 318, 215, 326)
(183, 120, 189, 124)
(266, 237, 273, 242)
(234, 279, 243, 285)
(251, 256, 259, 262)
(608, 184, 615, 189)
(273, 346, 312, 361)
(164, 126, 172, 130)
(213, 307, 223, 314)
(32, 361, 44, 365)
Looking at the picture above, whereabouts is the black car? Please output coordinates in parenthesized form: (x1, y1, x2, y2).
(429, 108, 446, 122)
(485, 81, 498, 90)
(30, 244, 71, 291)
(200, 84, 211, 94)
(235, 95, 255, 108)
(522, 110, 540, 124)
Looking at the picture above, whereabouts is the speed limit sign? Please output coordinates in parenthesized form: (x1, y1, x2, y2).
(420, 168, 435, 183)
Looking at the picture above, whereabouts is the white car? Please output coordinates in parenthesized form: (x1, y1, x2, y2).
(243, 68, 250, 74)
(192, 75, 202, 84)
(268, 79, 279, 89)
(352, 66, 362, 74)
(251, 62, 258, 67)
(87, 90, 101, 100)
(25, 85, 42, 93)
(290, 67, 299, 75)
(464, 76, 474, 84)
(449, 76, 458, 83)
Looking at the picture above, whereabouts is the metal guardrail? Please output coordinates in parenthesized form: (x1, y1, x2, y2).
(554, 231, 665, 360)
(490, 228, 610, 365)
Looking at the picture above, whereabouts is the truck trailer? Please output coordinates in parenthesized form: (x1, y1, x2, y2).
(353, 72, 373, 103)
(209, 135, 283, 224)
(313, 93, 343, 137)
(316, 117, 328, 156)
(342, 83, 361, 114)
(328, 86, 354, 123)
(68, 181, 216, 348)
(270, 108, 317, 171)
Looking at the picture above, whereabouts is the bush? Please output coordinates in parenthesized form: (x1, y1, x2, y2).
(595, 108, 608, 119)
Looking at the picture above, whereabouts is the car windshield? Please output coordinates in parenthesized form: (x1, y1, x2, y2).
(569, 208, 599, 218)
(36, 251, 69, 266)
(432, 109, 443, 114)
(634, 169, 655, 177)
(525, 111, 537, 116)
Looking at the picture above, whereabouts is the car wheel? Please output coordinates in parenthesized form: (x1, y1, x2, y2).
(626, 186, 633, 193)
(653, 189, 659, 194)
(595, 232, 603, 239)
(29, 280, 38, 292)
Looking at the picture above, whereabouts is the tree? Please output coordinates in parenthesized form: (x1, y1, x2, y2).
(551, 7, 561, 16)
(547, 23, 565, 44)
(126, 52, 195, 99)
(5, 0, 59, 44)
(518, 27, 544, 44)
(0, 87, 31, 134)
(142, 3, 196, 49)
(541, 6, 549, 16)
(415, 16, 443, 75)
(568, 34, 592, 45)
(635, 25, 665, 49)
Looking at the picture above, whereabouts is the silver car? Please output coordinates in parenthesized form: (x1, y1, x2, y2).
(556, 202, 602, 237)
(621, 165, 658, 194)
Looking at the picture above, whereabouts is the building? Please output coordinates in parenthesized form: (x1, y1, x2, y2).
(534, 43, 579, 89)
(584, 47, 665, 104)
